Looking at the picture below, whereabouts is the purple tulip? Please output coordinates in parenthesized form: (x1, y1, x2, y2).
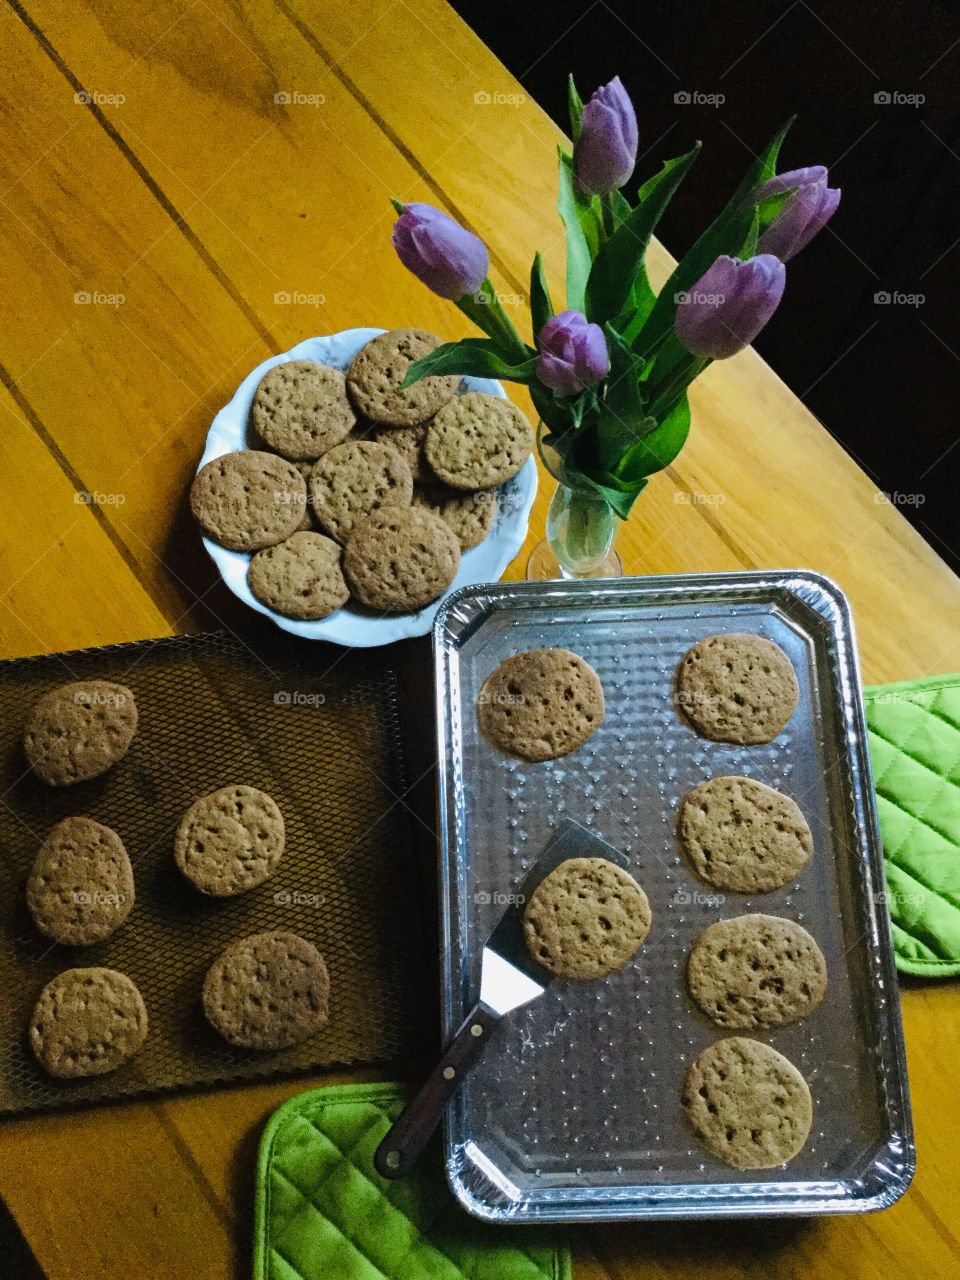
(536, 310, 610, 393)
(392, 202, 489, 299)
(753, 166, 828, 203)
(675, 255, 786, 359)
(575, 77, 639, 195)
(758, 176, 841, 261)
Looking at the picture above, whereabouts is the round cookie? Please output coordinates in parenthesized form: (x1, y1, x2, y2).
(27, 818, 134, 945)
(477, 648, 604, 762)
(175, 785, 285, 897)
(523, 856, 651, 980)
(248, 532, 349, 621)
(202, 931, 330, 1050)
(251, 360, 355, 460)
(346, 328, 459, 426)
(190, 450, 307, 552)
(412, 483, 496, 550)
(687, 914, 827, 1029)
(679, 775, 813, 893)
(343, 505, 460, 612)
(374, 422, 429, 481)
(29, 967, 148, 1079)
(24, 680, 138, 786)
(676, 632, 799, 744)
(425, 392, 532, 490)
(681, 1036, 813, 1169)
(309, 440, 413, 542)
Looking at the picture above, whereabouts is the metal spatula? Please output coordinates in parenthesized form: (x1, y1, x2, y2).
(373, 819, 629, 1179)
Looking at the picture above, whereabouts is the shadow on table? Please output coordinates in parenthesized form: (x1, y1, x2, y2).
(582, 1215, 813, 1274)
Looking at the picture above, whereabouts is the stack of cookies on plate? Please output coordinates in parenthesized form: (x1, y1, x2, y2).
(190, 328, 533, 619)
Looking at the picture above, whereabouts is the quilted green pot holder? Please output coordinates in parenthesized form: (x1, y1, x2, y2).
(253, 1082, 570, 1280)
(865, 672, 960, 977)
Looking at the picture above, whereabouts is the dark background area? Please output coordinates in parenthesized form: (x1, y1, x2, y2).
(452, 0, 960, 573)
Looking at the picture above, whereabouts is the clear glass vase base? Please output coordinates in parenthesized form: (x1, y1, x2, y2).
(525, 539, 625, 581)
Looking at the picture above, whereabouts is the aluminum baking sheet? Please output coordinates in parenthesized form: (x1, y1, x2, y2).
(434, 571, 913, 1222)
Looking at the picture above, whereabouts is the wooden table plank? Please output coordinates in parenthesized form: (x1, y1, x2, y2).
(0, 1, 956, 1278)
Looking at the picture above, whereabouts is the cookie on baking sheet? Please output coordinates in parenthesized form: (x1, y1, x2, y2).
(309, 440, 413, 542)
(687, 914, 827, 1029)
(27, 818, 134, 945)
(202, 930, 330, 1050)
(24, 680, 138, 786)
(251, 360, 355, 461)
(373, 422, 429, 482)
(248, 531, 349, 621)
(424, 392, 532, 490)
(30, 967, 148, 1079)
(679, 775, 813, 893)
(412, 482, 496, 550)
(523, 857, 651, 980)
(346, 328, 459, 426)
(175, 785, 285, 897)
(343, 505, 460, 612)
(190, 450, 307, 551)
(477, 648, 604, 762)
(681, 1037, 812, 1168)
(675, 632, 799, 744)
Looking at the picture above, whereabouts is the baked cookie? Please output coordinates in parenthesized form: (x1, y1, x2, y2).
(477, 648, 604, 762)
(424, 392, 532, 490)
(190, 450, 307, 552)
(309, 440, 413, 542)
(24, 680, 138, 786)
(248, 532, 349, 621)
(679, 775, 813, 893)
(687, 914, 827, 1029)
(412, 483, 496, 550)
(175, 785, 285, 897)
(523, 856, 651, 980)
(346, 328, 459, 426)
(27, 818, 134, 946)
(681, 1037, 813, 1168)
(30, 967, 148, 1079)
(202, 931, 330, 1050)
(676, 632, 799, 744)
(343, 506, 460, 612)
(373, 422, 429, 482)
(251, 360, 355, 460)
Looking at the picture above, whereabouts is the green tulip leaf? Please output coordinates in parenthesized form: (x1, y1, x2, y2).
(530, 252, 554, 342)
(585, 143, 701, 326)
(557, 149, 596, 310)
(631, 118, 794, 358)
(614, 392, 691, 482)
(403, 340, 537, 386)
(568, 74, 584, 142)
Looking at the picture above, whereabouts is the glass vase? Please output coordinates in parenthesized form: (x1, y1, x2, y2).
(526, 426, 624, 580)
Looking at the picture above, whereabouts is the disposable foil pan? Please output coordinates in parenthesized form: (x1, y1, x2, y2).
(434, 571, 913, 1222)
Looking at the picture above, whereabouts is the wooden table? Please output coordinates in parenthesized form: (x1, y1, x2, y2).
(1, 1, 958, 1276)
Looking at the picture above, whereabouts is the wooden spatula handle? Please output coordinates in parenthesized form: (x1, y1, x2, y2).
(373, 1001, 499, 1179)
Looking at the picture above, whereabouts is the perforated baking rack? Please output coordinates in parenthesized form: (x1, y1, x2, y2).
(0, 629, 433, 1116)
(434, 571, 913, 1222)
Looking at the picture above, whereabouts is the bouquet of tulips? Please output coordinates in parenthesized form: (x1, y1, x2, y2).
(390, 76, 839, 519)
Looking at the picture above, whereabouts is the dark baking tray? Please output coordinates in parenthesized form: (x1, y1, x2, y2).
(0, 629, 432, 1115)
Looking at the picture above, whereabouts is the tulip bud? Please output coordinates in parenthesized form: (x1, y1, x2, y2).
(675, 255, 786, 359)
(574, 77, 639, 195)
(536, 310, 610, 393)
(392, 202, 489, 299)
(758, 177, 840, 262)
(753, 166, 828, 203)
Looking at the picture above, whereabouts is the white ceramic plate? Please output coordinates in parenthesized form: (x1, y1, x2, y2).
(197, 328, 538, 647)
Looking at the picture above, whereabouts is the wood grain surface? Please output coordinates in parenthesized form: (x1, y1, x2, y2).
(0, 1, 957, 1276)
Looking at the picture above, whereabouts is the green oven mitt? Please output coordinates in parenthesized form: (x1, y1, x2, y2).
(253, 1082, 570, 1280)
(865, 673, 960, 977)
